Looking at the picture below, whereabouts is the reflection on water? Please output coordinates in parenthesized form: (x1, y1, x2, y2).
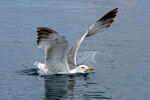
(17, 68, 112, 100)
(44, 75, 75, 100)
(43, 74, 111, 100)
(44, 74, 90, 100)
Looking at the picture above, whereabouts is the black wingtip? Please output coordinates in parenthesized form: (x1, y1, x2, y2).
(37, 27, 55, 33)
(36, 27, 59, 45)
(99, 8, 118, 22)
(86, 8, 118, 37)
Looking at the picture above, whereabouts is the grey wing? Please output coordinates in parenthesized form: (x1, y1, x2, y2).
(68, 8, 118, 69)
(37, 27, 70, 74)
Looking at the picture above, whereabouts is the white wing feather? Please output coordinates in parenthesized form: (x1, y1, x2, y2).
(36, 27, 70, 74)
(68, 8, 118, 69)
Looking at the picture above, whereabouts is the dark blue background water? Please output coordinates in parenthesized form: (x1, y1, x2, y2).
(0, 0, 150, 100)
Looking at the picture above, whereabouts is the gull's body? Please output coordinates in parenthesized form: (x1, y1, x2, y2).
(34, 8, 118, 75)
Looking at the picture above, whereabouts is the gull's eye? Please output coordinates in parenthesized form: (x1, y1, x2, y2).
(82, 67, 84, 69)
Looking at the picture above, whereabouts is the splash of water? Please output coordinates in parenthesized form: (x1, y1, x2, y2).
(77, 50, 115, 66)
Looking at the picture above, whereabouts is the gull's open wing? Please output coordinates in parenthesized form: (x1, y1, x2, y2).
(67, 8, 118, 69)
(37, 27, 70, 74)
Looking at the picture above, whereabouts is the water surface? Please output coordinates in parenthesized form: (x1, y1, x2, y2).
(0, 0, 150, 100)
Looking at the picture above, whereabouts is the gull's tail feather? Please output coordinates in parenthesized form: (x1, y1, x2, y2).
(34, 61, 48, 75)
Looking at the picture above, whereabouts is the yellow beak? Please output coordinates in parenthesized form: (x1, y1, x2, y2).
(87, 67, 94, 71)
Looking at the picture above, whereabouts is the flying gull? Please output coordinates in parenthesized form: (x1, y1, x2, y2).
(34, 8, 118, 75)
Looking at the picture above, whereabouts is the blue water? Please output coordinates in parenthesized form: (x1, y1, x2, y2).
(0, 0, 150, 100)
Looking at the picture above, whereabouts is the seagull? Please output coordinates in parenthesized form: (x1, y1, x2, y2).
(34, 8, 118, 75)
